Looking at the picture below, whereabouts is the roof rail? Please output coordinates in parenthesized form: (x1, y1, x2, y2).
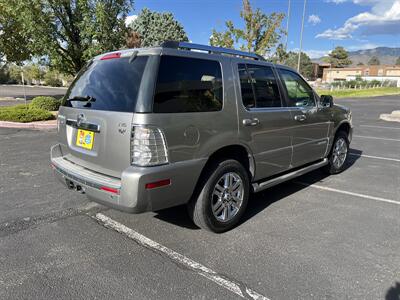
(160, 41, 265, 61)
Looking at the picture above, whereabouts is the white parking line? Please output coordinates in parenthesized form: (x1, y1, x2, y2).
(360, 125, 400, 130)
(349, 153, 400, 163)
(295, 182, 399, 206)
(353, 135, 400, 142)
(93, 213, 269, 300)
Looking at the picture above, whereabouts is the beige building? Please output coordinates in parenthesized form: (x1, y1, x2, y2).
(322, 65, 400, 82)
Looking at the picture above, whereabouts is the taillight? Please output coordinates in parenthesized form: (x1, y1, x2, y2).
(131, 126, 168, 167)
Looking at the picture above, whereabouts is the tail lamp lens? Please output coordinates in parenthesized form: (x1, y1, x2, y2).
(131, 126, 168, 166)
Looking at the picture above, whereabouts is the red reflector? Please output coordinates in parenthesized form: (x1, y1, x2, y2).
(145, 179, 171, 189)
(100, 52, 121, 60)
(100, 186, 120, 194)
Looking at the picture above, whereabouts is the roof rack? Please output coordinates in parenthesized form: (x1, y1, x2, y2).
(160, 41, 265, 61)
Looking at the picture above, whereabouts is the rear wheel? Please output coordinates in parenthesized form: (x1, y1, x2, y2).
(323, 131, 349, 174)
(187, 159, 249, 233)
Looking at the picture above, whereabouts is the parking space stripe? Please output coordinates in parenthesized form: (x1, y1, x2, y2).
(353, 135, 400, 142)
(295, 182, 399, 205)
(349, 153, 400, 163)
(360, 125, 400, 130)
(93, 213, 269, 300)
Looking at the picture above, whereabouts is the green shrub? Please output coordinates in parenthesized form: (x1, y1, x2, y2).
(0, 105, 55, 123)
(30, 96, 61, 111)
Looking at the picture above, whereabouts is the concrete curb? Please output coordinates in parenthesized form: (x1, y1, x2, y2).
(0, 120, 57, 129)
(380, 111, 400, 123)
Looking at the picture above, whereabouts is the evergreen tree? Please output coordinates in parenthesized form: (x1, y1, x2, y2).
(128, 8, 188, 47)
(327, 46, 352, 68)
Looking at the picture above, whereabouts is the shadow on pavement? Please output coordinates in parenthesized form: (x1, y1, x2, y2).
(386, 282, 400, 300)
(154, 148, 363, 230)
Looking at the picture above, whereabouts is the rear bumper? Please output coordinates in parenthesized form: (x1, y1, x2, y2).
(50, 144, 206, 213)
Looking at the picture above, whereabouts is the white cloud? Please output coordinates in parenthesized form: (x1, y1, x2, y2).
(317, 0, 400, 39)
(347, 43, 380, 50)
(125, 15, 137, 26)
(305, 49, 331, 59)
(291, 48, 331, 59)
(308, 15, 321, 26)
(325, 0, 347, 3)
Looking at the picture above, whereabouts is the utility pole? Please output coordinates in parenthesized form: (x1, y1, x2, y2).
(21, 72, 27, 106)
(297, 0, 307, 72)
(285, 0, 291, 51)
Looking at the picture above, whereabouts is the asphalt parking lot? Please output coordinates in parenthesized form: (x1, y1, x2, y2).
(0, 95, 399, 299)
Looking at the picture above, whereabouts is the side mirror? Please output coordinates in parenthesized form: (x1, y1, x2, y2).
(320, 95, 333, 108)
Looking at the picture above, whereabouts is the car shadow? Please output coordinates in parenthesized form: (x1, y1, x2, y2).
(154, 148, 363, 230)
(386, 282, 400, 300)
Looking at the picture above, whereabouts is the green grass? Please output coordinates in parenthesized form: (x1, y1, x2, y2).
(316, 87, 400, 98)
(0, 104, 55, 123)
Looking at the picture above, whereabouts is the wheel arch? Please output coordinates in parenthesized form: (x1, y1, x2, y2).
(190, 144, 255, 203)
(335, 121, 351, 137)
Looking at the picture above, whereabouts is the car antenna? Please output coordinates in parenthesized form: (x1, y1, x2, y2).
(129, 50, 138, 63)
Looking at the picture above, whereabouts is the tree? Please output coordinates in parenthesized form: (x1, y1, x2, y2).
(8, 65, 23, 84)
(368, 56, 380, 65)
(0, 1, 33, 63)
(357, 62, 364, 66)
(283, 52, 313, 79)
(209, 0, 285, 57)
(327, 46, 352, 68)
(269, 43, 288, 64)
(128, 8, 188, 47)
(396, 57, 400, 65)
(24, 64, 43, 84)
(125, 30, 142, 48)
(44, 70, 62, 87)
(0, 0, 133, 75)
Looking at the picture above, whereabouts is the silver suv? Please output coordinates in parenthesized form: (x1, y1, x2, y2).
(51, 42, 353, 232)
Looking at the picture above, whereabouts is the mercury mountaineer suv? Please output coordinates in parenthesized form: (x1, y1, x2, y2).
(50, 42, 353, 232)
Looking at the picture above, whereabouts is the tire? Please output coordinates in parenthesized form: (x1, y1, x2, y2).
(323, 131, 350, 174)
(187, 159, 250, 233)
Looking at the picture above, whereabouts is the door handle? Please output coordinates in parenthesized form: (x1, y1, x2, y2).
(242, 118, 260, 126)
(294, 114, 307, 122)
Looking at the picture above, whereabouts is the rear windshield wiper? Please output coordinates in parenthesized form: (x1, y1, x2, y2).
(66, 95, 96, 103)
(65, 95, 97, 107)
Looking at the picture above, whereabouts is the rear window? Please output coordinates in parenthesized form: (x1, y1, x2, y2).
(153, 56, 223, 113)
(62, 56, 148, 112)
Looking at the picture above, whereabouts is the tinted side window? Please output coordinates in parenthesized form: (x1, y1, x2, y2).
(153, 56, 223, 113)
(278, 69, 315, 107)
(238, 64, 282, 109)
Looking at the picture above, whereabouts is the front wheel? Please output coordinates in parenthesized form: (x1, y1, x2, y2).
(323, 131, 349, 174)
(187, 159, 249, 233)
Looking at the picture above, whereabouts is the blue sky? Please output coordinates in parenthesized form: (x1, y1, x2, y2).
(129, 0, 400, 58)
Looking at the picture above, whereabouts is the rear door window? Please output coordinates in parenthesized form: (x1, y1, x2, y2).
(238, 64, 282, 109)
(278, 69, 315, 108)
(153, 56, 223, 113)
(62, 56, 148, 112)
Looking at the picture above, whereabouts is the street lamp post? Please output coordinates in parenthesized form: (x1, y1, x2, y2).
(297, 0, 307, 72)
(285, 0, 291, 51)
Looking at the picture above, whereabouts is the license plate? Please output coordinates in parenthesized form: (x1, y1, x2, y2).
(76, 129, 95, 150)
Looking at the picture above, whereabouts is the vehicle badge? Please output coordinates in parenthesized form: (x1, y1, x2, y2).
(118, 122, 127, 134)
(77, 113, 85, 127)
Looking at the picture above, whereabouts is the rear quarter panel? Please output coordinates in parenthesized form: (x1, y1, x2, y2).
(131, 51, 240, 163)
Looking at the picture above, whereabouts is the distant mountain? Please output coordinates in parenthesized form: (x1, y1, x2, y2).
(314, 47, 400, 66)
